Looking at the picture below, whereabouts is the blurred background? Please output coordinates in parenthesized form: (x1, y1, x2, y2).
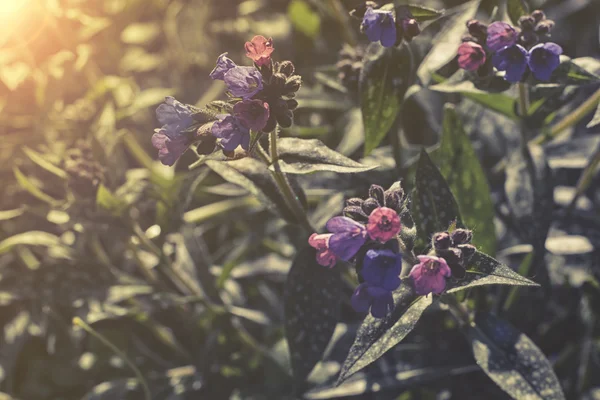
(1, 0, 600, 399)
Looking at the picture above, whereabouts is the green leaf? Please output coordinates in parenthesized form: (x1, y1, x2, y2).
(284, 246, 342, 386)
(430, 72, 517, 119)
(336, 282, 432, 385)
(206, 158, 306, 223)
(417, 0, 481, 84)
(0, 208, 24, 221)
(0, 231, 72, 256)
(548, 58, 600, 86)
(586, 100, 600, 129)
(22, 147, 68, 179)
(360, 44, 411, 156)
(288, 0, 320, 39)
(120, 22, 160, 45)
(406, 4, 444, 22)
(273, 138, 377, 174)
(467, 313, 565, 400)
(96, 184, 128, 217)
(13, 167, 60, 205)
(413, 149, 462, 243)
(438, 105, 496, 255)
(447, 251, 539, 293)
(507, 0, 529, 25)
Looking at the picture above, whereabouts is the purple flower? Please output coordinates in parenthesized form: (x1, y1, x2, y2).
(361, 249, 401, 291)
(153, 97, 196, 165)
(224, 66, 263, 99)
(325, 216, 367, 261)
(458, 42, 487, 72)
(528, 42, 562, 81)
(367, 207, 401, 243)
(308, 233, 338, 268)
(351, 283, 394, 318)
(486, 21, 518, 52)
(155, 96, 194, 137)
(361, 7, 397, 48)
(209, 53, 237, 80)
(211, 115, 250, 151)
(409, 255, 452, 296)
(152, 129, 194, 166)
(492, 44, 528, 83)
(233, 99, 270, 131)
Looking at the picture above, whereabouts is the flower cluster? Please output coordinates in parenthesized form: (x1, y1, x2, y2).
(431, 229, 476, 278)
(458, 11, 562, 83)
(350, 2, 420, 48)
(152, 35, 302, 165)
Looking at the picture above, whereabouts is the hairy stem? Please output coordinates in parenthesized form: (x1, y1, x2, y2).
(517, 82, 530, 118)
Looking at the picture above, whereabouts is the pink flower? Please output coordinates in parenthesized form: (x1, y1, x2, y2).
(409, 255, 452, 296)
(486, 21, 518, 52)
(245, 35, 275, 66)
(458, 42, 486, 72)
(233, 99, 270, 131)
(308, 233, 338, 268)
(366, 207, 401, 243)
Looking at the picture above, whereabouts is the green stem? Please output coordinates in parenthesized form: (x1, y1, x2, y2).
(443, 295, 472, 326)
(530, 86, 600, 145)
(269, 130, 314, 232)
(73, 317, 151, 400)
(517, 82, 530, 118)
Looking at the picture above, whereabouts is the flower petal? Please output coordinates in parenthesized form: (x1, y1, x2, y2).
(351, 283, 372, 313)
(329, 231, 366, 261)
(326, 216, 365, 234)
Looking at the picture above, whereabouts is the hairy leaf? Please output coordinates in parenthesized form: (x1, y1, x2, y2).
(438, 105, 496, 255)
(549, 58, 600, 86)
(468, 313, 565, 400)
(274, 138, 377, 174)
(284, 246, 341, 386)
(507, 0, 529, 25)
(337, 282, 432, 384)
(405, 4, 444, 22)
(414, 149, 462, 243)
(360, 43, 411, 156)
(447, 251, 539, 293)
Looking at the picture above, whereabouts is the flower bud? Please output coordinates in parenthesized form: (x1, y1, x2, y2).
(457, 244, 476, 261)
(535, 20, 555, 35)
(272, 73, 287, 92)
(467, 19, 487, 42)
(346, 197, 364, 207)
(362, 198, 380, 215)
(519, 15, 536, 30)
(368, 185, 385, 205)
(451, 228, 473, 245)
(384, 191, 401, 211)
(437, 247, 465, 278)
(286, 99, 298, 110)
(519, 31, 539, 48)
(278, 61, 295, 77)
(343, 205, 369, 222)
(433, 232, 451, 250)
(284, 75, 302, 95)
(531, 10, 545, 23)
(402, 19, 420, 40)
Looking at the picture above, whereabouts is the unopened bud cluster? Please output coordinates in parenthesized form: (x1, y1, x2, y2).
(432, 228, 476, 278)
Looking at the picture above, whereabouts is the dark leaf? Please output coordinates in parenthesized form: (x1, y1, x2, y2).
(96, 184, 128, 217)
(507, 0, 529, 25)
(274, 138, 377, 174)
(504, 144, 554, 249)
(22, 147, 67, 179)
(336, 282, 432, 384)
(206, 158, 306, 223)
(414, 149, 462, 243)
(467, 312, 565, 400)
(360, 43, 411, 156)
(587, 101, 600, 128)
(548, 58, 600, 86)
(447, 250, 538, 292)
(438, 105, 496, 255)
(284, 246, 342, 386)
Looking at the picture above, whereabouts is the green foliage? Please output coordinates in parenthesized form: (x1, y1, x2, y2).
(506, 0, 529, 26)
(288, 0, 321, 39)
(438, 105, 496, 255)
(360, 44, 411, 156)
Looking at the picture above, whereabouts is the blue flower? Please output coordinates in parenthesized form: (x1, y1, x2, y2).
(351, 283, 394, 318)
(528, 42, 562, 81)
(361, 249, 402, 291)
(486, 21, 518, 52)
(209, 53, 237, 80)
(152, 97, 196, 165)
(492, 44, 528, 83)
(224, 66, 263, 99)
(211, 115, 250, 151)
(325, 216, 367, 261)
(361, 7, 397, 48)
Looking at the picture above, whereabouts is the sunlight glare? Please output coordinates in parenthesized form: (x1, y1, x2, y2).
(0, 0, 28, 20)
